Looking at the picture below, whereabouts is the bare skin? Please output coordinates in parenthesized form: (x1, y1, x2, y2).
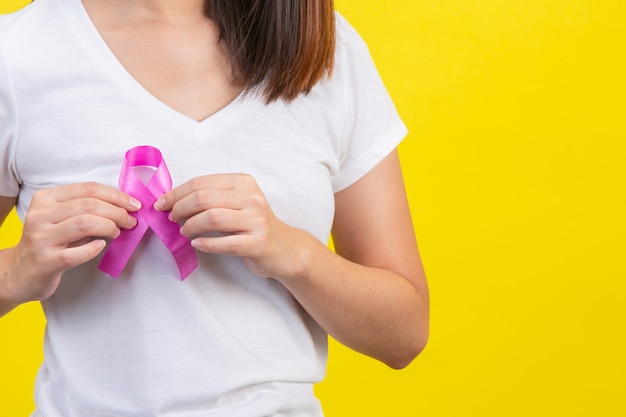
(83, 0, 241, 122)
(0, 0, 429, 368)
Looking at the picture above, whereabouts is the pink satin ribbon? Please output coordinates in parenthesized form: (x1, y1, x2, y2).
(98, 146, 198, 280)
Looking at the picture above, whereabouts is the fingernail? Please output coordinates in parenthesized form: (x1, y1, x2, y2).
(129, 198, 142, 211)
(154, 197, 165, 211)
(128, 215, 138, 228)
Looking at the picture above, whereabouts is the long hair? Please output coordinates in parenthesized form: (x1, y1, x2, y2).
(205, 0, 336, 102)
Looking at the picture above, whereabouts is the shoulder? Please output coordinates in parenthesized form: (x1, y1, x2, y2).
(0, 0, 64, 57)
(0, 0, 49, 33)
(0, 0, 79, 80)
(286, 13, 376, 112)
(331, 13, 386, 98)
(335, 13, 367, 48)
(334, 12, 374, 66)
(0, 3, 40, 59)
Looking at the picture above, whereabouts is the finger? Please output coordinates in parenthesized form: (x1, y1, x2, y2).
(68, 237, 95, 248)
(180, 208, 251, 237)
(167, 188, 250, 223)
(45, 198, 138, 229)
(191, 234, 250, 256)
(44, 182, 141, 212)
(51, 214, 123, 247)
(154, 174, 250, 212)
(52, 239, 107, 271)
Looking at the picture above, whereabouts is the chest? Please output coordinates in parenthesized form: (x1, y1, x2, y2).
(13, 79, 338, 242)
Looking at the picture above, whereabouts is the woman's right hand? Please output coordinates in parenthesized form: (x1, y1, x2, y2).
(1, 182, 141, 306)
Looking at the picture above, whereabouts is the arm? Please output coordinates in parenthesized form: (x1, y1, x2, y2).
(0, 196, 16, 226)
(277, 150, 429, 368)
(160, 150, 429, 368)
(0, 196, 18, 316)
(0, 185, 141, 318)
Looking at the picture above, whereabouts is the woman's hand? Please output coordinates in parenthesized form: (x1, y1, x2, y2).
(154, 174, 301, 280)
(2, 182, 141, 305)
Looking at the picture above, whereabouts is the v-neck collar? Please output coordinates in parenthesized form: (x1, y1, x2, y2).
(61, 0, 255, 136)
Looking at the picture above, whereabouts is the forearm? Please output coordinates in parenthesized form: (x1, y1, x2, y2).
(275, 229, 429, 369)
(0, 247, 21, 317)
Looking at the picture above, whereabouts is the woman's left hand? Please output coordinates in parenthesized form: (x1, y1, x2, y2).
(154, 174, 300, 279)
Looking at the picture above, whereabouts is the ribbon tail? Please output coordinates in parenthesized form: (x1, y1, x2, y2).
(146, 215, 198, 280)
(98, 217, 149, 278)
(172, 245, 199, 281)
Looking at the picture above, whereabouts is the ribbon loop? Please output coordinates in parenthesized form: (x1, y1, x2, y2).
(98, 146, 198, 280)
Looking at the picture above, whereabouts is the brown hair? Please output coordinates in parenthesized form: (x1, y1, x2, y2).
(205, 0, 336, 102)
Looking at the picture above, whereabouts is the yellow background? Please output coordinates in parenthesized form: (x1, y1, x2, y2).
(1, 0, 625, 415)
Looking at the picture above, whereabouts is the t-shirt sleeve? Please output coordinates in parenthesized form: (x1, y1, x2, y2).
(331, 14, 408, 192)
(0, 43, 20, 197)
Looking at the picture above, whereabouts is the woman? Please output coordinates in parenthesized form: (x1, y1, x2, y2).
(0, 0, 429, 415)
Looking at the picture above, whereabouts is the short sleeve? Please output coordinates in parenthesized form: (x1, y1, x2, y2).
(331, 15, 408, 192)
(0, 42, 20, 197)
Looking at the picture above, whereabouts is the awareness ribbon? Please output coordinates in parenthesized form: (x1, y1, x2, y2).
(98, 146, 198, 280)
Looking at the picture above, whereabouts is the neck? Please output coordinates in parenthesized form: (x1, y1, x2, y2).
(104, 0, 207, 23)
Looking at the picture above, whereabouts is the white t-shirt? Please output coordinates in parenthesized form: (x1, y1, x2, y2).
(0, 0, 408, 415)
